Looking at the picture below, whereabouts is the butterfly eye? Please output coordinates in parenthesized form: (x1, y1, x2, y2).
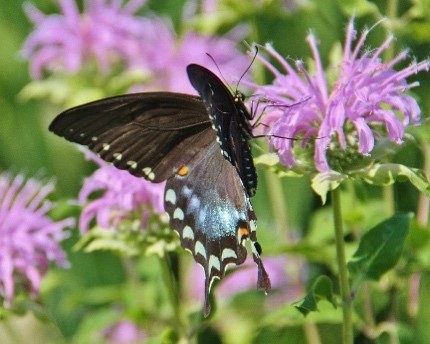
(234, 91, 246, 103)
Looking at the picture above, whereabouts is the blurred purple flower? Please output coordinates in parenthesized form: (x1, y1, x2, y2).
(22, 0, 149, 78)
(254, 19, 429, 172)
(79, 152, 165, 233)
(22, 0, 249, 94)
(183, 0, 305, 17)
(0, 173, 72, 306)
(188, 254, 304, 306)
(143, 28, 250, 94)
(102, 320, 147, 344)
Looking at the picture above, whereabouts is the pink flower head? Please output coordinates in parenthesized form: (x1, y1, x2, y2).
(79, 152, 165, 233)
(22, 0, 149, 78)
(101, 320, 147, 344)
(22, 0, 250, 95)
(0, 173, 72, 306)
(254, 18, 429, 172)
(144, 29, 250, 94)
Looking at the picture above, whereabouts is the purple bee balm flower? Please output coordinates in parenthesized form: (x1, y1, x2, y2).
(134, 27, 250, 94)
(254, 19, 429, 172)
(78, 152, 165, 233)
(101, 320, 147, 344)
(187, 254, 304, 305)
(22, 0, 249, 94)
(0, 173, 72, 306)
(22, 0, 149, 79)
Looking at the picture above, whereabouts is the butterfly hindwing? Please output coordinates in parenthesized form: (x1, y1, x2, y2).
(49, 92, 212, 182)
(186, 64, 258, 197)
(164, 131, 270, 316)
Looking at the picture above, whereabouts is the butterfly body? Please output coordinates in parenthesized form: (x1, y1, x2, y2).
(49, 65, 270, 317)
(187, 64, 257, 197)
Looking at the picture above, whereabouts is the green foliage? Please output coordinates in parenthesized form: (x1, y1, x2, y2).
(295, 275, 337, 316)
(75, 217, 179, 258)
(354, 163, 430, 197)
(348, 213, 411, 281)
(2, 0, 430, 343)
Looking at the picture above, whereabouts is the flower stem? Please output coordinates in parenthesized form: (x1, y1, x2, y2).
(159, 254, 186, 337)
(332, 187, 353, 344)
(264, 170, 290, 232)
(417, 142, 430, 227)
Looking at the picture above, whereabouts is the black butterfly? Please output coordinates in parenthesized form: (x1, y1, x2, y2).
(49, 64, 271, 317)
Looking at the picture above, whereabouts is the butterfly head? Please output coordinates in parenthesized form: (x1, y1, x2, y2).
(233, 90, 246, 104)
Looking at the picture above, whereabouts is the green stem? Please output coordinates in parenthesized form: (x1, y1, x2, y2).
(417, 142, 430, 227)
(264, 170, 290, 232)
(332, 187, 353, 344)
(159, 254, 186, 337)
(384, 0, 398, 61)
(382, 185, 395, 217)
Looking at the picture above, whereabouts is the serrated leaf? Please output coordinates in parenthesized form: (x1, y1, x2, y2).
(347, 213, 411, 282)
(311, 171, 347, 204)
(353, 163, 430, 197)
(294, 275, 337, 316)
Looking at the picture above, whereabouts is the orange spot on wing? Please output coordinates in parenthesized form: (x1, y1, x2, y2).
(238, 226, 249, 239)
(178, 165, 189, 176)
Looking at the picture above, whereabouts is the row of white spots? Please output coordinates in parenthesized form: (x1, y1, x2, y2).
(208, 255, 220, 273)
(164, 187, 238, 280)
(165, 189, 176, 204)
(173, 207, 184, 221)
(182, 225, 194, 240)
(221, 248, 237, 261)
(127, 160, 137, 169)
(195, 241, 206, 259)
(166, 188, 195, 242)
(142, 167, 155, 180)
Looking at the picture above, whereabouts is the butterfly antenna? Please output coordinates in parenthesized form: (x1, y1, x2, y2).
(235, 46, 259, 92)
(206, 53, 233, 93)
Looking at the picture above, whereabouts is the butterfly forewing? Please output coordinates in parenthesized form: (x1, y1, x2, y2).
(49, 93, 212, 182)
(186, 64, 257, 196)
(164, 133, 268, 317)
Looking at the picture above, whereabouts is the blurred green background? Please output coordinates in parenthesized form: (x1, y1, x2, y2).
(1, 0, 430, 343)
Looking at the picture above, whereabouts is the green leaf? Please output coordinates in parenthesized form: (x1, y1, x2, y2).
(347, 213, 411, 282)
(254, 153, 303, 177)
(335, 0, 380, 16)
(311, 171, 347, 204)
(352, 163, 430, 197)
(294, 275, 337, 316)
(74, 217, 179, 258)
(416, 272, 430, 343)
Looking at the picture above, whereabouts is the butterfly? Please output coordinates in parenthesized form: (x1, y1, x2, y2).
(49, 64, 271, 317)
